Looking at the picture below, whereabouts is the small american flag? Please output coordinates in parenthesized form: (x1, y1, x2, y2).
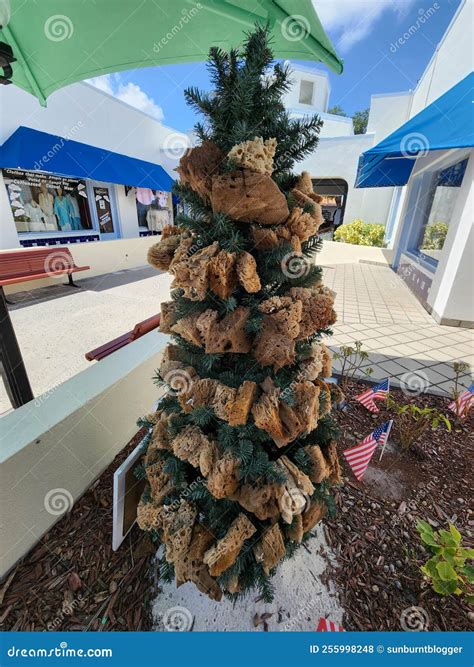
(355, 378, 390, 413)
(316, 617, 345, 632)
(448, 383, 474, 418)
(343, 421, 391, 480)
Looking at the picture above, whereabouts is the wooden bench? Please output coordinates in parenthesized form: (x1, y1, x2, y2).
(85, 314, 161, 361)
(0, 247, 90, 290)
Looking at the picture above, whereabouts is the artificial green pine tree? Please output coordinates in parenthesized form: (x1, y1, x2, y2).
(137, 25, 341, 602)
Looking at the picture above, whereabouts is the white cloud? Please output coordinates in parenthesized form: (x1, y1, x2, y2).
(314, 0, 417, 53)
(86, 75, 164, 121)
(87, 75, 114, 95)
(115, 82, 164, 121)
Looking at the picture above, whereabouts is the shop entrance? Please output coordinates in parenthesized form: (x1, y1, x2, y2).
(90, 183, 120, 240)
(312, 178, 348, 238)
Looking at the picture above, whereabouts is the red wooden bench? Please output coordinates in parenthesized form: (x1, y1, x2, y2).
(85, 313, 161, 361)
(0, 247, 90, 290)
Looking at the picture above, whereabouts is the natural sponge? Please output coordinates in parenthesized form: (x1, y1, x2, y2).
(170, 241, 219, 301)
(176, 141, 224, 201)
(211, 170, 289, 226)
(147, 235, 181, 271)
(236, 251, 261, 293)
(227, 136, 277, 175)
(203, 514, 256, 576)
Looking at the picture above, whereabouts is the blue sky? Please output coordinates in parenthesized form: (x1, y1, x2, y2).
(89, 0, 462, 131)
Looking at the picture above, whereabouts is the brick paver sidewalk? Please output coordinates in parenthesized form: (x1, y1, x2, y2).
(324, 263, 473, 396)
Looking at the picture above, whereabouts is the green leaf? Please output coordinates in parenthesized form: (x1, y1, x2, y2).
(421, 557, 438, 578)
(449, 523, 462, 545)
(417, 519, 434, 536)
(438, 530, 458, 548)
(436, 561, 458, 582)
(432, 578, 458, 595)
(460, 547, 474, 559)
(461, 564, 474, 584)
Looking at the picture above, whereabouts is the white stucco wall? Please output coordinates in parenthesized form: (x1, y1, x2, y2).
(408, 0, 472, 117)
(297, 133, 395, 227)
(0, 235, 160, 294)
(0, 81, 183, 174)
(427, 151, 474, 324)
(0, 81, 180, 252)
(367, 92, 412, 140)
(0, 330, 167, 578)
(283, 65, 330, 113)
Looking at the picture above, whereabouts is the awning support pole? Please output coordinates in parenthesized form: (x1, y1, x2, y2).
(0, 286, 33, 408)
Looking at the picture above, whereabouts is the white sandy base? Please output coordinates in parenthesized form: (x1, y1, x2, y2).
(152, 524, 344, 632)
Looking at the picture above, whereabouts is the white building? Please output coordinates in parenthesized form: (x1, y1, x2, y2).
(0, 0, 471, 324)
(287, 0, 473, 326)
(0, 81, 187, 288)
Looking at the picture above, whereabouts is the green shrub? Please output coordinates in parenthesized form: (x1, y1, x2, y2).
(417, 520, 474, 601)
(420, 222, 449, 250)
(334, 219, 385, 247)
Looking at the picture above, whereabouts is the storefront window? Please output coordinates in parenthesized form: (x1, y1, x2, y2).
(135, 188, 173, 233)
(415, 158, 468, 262)
(3, 168, 92, 234)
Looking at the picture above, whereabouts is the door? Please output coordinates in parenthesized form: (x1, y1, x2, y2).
(91, 184, 120, 240)
(312, 178, 349, 239)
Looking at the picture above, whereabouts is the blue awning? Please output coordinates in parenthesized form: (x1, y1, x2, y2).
(355, 72, 474, 188)
(0, 126, 174, 191)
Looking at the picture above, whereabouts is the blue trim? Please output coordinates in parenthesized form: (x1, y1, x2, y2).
(402, 250, 436, 274)
(355, 72, 474, 188)
(19, 234, 100, 247)
(0, 126, 175, 191)
(139, 230, 160, 237)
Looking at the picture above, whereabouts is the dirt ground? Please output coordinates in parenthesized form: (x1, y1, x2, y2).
(0, 381, 472, 631)
(325, 380, 473, 631)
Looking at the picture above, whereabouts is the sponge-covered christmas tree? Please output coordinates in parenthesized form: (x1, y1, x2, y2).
(137, 26, 342, 602)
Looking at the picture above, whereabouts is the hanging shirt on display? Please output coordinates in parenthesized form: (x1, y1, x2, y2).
(136, 187, 155, 205)
(66, 193, 82, 230)
(24, 201, 47, 231)
(54, 195, 73, 231)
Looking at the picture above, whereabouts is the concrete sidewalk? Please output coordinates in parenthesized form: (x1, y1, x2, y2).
(0, 266, 173, 414)
(1, 263, 472, 413)
(325, 263, 473, 396)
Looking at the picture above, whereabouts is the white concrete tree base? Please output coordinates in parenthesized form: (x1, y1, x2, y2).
(152, 524, 344, 632)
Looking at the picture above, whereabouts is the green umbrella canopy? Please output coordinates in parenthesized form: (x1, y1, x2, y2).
(0, 0, 343, 106)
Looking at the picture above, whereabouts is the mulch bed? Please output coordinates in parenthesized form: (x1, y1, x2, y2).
(0, 382, 472, 632)
(0, 429, 156, 631)
(325, 380, 473, 631)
